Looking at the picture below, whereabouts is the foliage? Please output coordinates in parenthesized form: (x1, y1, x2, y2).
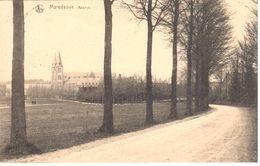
(77, 75, 186, 103)
(228, 0, 258, 106)
(229, 69, 241, 104)
(26, 86, 77, 99)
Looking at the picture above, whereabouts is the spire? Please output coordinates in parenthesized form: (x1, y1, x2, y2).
(52, 53, 57, 67)
(58, 52, 63, 66)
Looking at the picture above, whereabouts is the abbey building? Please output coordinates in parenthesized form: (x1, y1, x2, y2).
(51, 53, 102, 89)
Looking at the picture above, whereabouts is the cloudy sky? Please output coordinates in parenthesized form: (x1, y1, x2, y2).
(0, 0, 255, 82)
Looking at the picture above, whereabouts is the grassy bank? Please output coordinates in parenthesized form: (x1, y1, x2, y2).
(0, 99, 188, 160)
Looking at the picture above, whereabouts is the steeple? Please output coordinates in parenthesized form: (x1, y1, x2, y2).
(51, 52, 64, 87)
(57, 52, 63, 66)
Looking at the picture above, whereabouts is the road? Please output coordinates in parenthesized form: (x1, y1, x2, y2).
(8, 105, 257, 162)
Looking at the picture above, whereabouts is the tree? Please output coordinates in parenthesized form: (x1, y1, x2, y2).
(161, 0, 181, 119)
(180, 0, 232, 112)
(123, 0, 169, 124)
(192, 0, 232, 111)
(229, 66, 241, 104)
(181, 0, 195, 115)
(237, 0, 257, 106)
(9, 0, 27, 151)
(169, 0, 179, 119)
(99, 0, 115, 133)
(5, 0, 39, 154)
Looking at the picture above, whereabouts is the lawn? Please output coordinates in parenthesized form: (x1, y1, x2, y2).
(0, 99, 188, 160)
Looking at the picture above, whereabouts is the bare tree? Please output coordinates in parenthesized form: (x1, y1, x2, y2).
(5, 0, 39, 155)
(160, 0, 181, 119)
(180, 0, 232, 112)
(185, 0, 195, 115)
(122, 0, 169, 124)
(193, 0, 232, 110)
(99, 0, 115, 133)
(240, 0, 257, 68)
(168, 0, 180, 119)
(236, 0, 257, 105)
(10, 0, 27, 150)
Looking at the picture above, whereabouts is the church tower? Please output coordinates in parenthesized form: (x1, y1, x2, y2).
(51, 52, 64, 87)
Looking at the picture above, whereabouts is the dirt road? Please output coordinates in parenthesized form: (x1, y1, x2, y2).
(8, 105, 257, 162)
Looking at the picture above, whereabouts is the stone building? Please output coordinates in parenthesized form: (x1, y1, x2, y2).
(51, 53, 102, 89)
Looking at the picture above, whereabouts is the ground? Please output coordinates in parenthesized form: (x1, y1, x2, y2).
(0, 98, 188, 161)
(0, 99, 257, 162)
(4, 105, 257, 162)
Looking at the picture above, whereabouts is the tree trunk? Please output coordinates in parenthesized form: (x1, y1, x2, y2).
(200, 55, 206, 111)
(10, 0, 27, 147)
(100, 0, 113, 133)
(169, 0, 179, 119)
(145, 0, 154, 124)
(219, 81, 222, 100)
(200, 48, 209, 111)
(225, 74, 228, 100)
(195, 30, 203, 113)
(195, 53, 201, 112)
(205, 68, 209, 109)
(203, 48, 209, 110)
(186, 0, 194, 116)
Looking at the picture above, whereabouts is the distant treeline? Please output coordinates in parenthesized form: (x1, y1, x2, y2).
(77, 76, 186, 103)
(26, 75, 187, 103)
(26, 85, 76, 99)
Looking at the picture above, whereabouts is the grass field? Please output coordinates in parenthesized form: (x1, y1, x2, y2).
(0, 98, 188, 160)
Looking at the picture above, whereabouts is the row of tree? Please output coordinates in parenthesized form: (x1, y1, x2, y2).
(100, 0, 232, 130)
(229, 0, 257, 106)
(208, 0, 257, 106)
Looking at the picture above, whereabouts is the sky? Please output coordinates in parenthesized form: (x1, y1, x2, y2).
(0, 0, 255, 82)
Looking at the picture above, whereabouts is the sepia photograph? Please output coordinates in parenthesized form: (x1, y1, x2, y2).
(0, 0, 258, 163)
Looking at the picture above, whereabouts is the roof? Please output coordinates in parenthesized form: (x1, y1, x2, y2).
(64, 72, 102, 78)
(64, 75, 102, 86)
